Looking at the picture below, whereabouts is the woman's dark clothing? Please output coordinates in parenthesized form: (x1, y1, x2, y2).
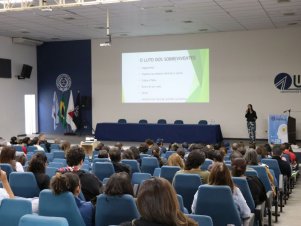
(245, 110, 257, 143)
(34, 173, 50, 190)
(246, 175, 267, 206)
(121, 218, 169, 226)
(245, 111, 257, 122)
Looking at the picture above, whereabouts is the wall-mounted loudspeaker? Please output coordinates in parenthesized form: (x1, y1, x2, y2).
(21, 64, 32, 78)
(81, 96, 91, 109)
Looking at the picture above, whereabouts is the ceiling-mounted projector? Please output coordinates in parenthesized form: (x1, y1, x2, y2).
(12, 37, 43, 46)
(99, 34, 111, 47)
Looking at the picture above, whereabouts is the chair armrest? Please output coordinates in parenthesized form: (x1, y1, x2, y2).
(266, 191, 273, 209)
(255, 201, 265, 222)
(279, 174, 284, 192)
(243, 213, 255, 226)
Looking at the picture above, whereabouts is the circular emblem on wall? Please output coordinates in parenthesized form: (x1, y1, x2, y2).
(56, 74, 72, 92)
(274, 73, 292, 90)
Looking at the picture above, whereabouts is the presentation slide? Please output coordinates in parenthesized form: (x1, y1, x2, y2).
(122, 49, 209, 103)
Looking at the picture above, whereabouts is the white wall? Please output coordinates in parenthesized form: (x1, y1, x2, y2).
(92, 27, 301, 140)
(0, 36, 37, 140)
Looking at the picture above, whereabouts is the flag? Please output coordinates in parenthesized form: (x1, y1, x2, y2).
(73, 91, 81, 130)
(66, 90, 77, 131)
(51, 91, 59, 130)
(59, 93, 67, 128)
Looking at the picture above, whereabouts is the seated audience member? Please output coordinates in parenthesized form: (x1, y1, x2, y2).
(94, 142, 104, 151)
(282, 143, 297, 163)
(167, 153, 184, 169)
(219, 146, 227, 155)
(175, 150, 210, 184)
(191, 162, 251, 221)
(57, 146, 103, 202)
(244, 149, 276, 195)
(29, 137, 45, 151)
(114, 142, 124, 151)
(104, 172, 134, 196)
(231, 158, 267, 205)
(151, 146, 164, 167)
(122, 149, 135, 160)
(237, 146, 247, 156)
(129, 146, 141, 164)
(10, 136, 18, 145)
(145, 139, 155, 150)
(249, 143, 256, 149)
(0, 146, 24, 172)
(256, 145, 269, 159)
(109, 147, 131, 175)
(121, 177, 197, 226)
(61, 141, 71, 156)
(38, 133, 51, 152)
(176, 147, 186, 159)
(211, 149, 224, 162)
(169, 143, 179, 152)
(230, 151, 243, 163)
(28, 152, 50, 190)
(272, 145, 292, 178)
(138, 143, 149, 154)
(51, 172, 95, 226)
(156, 138, 167, 154)
(231, 142, 239, 152)
(263, 144, 272, 157)
(98, 150, 109, 159)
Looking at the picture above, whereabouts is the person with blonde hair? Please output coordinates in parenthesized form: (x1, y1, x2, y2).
(167, 153, 184, 169)
(121, 177, 197, 226)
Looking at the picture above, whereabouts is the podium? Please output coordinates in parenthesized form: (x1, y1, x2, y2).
(268, 115, 296, 144)
(80, 141, 99, 158)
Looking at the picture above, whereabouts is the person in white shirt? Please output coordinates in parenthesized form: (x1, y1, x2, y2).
(0, 146, 24, 172)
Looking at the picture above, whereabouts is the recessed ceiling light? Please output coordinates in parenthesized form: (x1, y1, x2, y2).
(278, 0, 290, 3)
(165, 9, 173, 13)
(283, 12, 295, 16)
(183, 20, 193, 24)
(199, 29, 208, 32)
(288, 22, 298, 25)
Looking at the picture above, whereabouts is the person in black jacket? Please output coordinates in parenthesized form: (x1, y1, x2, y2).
(245, 104, 257, 144)
(272, 145, 292, 178)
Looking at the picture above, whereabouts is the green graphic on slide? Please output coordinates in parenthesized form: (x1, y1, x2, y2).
(187, 49, 209, 102)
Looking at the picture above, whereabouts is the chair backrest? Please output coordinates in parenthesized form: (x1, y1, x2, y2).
(195, 185, 241, 226)
(177, 194, 188, 213)
(27, 146, 38, 153)
(139, 153, 151, 159)
(174, 120, 184, 124)
(92, 162, 115, 181)
(95, 194, 140, 226)
(141, 157, 159, 175)
(53, 158, 67, 165)
(173, 174, 201, 212)
(93, 158, 111, 163)
(138, 119, 148, 124)
(53, 151, 65, 159)
(165, 151, 176, 159)
(50, 144, 61, 150)
(186, 214, 213, 226)
(157, 119, 167, 124)
(46, 167, 58, 178)
(232, 177, 255, 211)
(200, 159, 213, 171)
(19, 214, 69, 226)
(160, 166, 181, 183)
(9, 172, 40, 198)
(245, 169, 258, 177)
(198, 120, 208, 125)
(0, 198, 32, 226)
(261, 159, 281, 186)
(248, 165, 272, 192)
(45, 153, 54, 162)
(13, 145, 23, 152)
(131, 172, 152, 185)
(0, 163, 13, 179)
(48, 162, 65, 168)
(153, 167, 161, 177)
(118, 119, 127, 123)
(39, 189, 86, 226)
(121, 159, 141, 173)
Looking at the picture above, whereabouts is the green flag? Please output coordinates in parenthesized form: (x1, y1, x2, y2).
(59, 93, 67, 128)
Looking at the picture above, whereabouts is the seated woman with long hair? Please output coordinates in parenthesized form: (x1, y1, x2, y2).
(191, 162, 251, 220)
(50, 172, 95, 226)
(121, 177, 197, 226)
(0, 146, 24, 172)
(104, 172, 134, 197)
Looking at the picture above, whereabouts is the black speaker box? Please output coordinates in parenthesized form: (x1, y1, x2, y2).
(81, 96, 91, 108)
(21, 64, 32, 78)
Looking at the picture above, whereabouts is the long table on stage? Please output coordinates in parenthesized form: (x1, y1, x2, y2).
(95, 123, 223, 144)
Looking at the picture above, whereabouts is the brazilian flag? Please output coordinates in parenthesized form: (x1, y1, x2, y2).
(59, 93, 67, 128)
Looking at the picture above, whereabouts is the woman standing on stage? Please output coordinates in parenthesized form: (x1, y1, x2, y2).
(245, 104, 257, 144)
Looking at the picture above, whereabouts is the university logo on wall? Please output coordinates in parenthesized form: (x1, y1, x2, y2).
(274, 72, 301, 93)
(56, 73, 72, 92)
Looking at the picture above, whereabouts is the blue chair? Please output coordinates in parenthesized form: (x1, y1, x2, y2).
(82, 163, 90, 171)
(53, 151, 65, 159)
(0, 163, 13, 180)
(92, 162, 115, 181)
(153, 167, 161, 177)
(93, 158, 110, 163)
(261, 159, 282, 187)
(121, 159, 141, 173)
(173, 174, 201, 213)
(165, 151, 176, 159)
(13, 145, 23, 152)
(19, 214, 69, 226)
(198, 120, 208, 125)
(186, 214, 213, 226)
(177, 194, 188, 214)
(26, 153, 34, 161)
(195, 185, 254, 226)
(141, 157, 159, 175)
(281, 154, 290, 162)
(160, 166, 181, 183)
(45, 152, 54, 162)
(102, 178, 110, 185)
(118, 119, 127, 123)
(53, 158, 67, 166)
(95, 194, 140, 226)
(0, 199, 32, 226)
(39, 189, 86, 226)
(139, 153, 151, 159)
(131, 172, 152, 185)
(200, 159, 212, 171)
(174, 120, 184, 124)
(9, 172, 40, 198)
(27, 146, 37, 153)
(157, 119, 167, 124)
(138, 119, 148, 124)
(232, 177, 265, 226)
(245, 169, 258, 177)
(46, 166, 58, 178)
(50, 143, 61, 150)
(48, 162, 64, 168)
